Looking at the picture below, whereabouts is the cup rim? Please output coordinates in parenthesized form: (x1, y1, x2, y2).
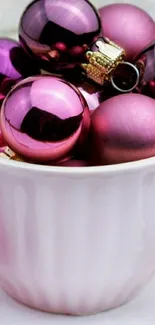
(0, 155, 155, 176)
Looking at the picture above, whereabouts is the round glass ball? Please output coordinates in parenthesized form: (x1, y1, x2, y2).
(0, 38, 40, 103)
(78, 84, 100, 112)
(135, 42, 155, 98)
(19, 0, 101, 72)
(0, 76, 90, 162)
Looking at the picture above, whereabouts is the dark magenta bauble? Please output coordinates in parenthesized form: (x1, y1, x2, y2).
(91, 93, 155, 164)
(0, 128, 5, 147)
(0, 76, 90, 162)
(19, 0, 101, 72)
(135, 42, 155, 98)
(0, 38, 40, 103)
(99, 4, 155, 60)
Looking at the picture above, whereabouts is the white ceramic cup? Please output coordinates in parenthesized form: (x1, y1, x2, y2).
(1, 0, 155, 316)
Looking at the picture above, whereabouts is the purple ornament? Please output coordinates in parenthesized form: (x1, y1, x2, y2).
(91, 93, 155, 165)
(0, 38, 40, 102)
(99, 4, 155, 61)
(0, 76, 90, 162)
(78, 84, 100, 112)
(0, 38, 40, 80)
(19, 0, 101, 72)
(135, 42, 155, 98)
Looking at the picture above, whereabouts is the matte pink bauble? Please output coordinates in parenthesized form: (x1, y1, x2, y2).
(91, 93, 155, 164)
(99, 4, 155, 60)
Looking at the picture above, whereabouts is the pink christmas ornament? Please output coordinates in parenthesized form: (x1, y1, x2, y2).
(135, 42, 155, 99)
(19, 0, 101, 72)
(91, 93, 155, 164)
(0, 76, 90, 162)
(99, 4, 155, 60)
(78, 85, 100, 112)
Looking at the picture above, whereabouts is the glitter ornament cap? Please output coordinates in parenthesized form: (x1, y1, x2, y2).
(0, 76, 90, 162)
(82, 37, 140, 93)
(0, 146, 24, 162)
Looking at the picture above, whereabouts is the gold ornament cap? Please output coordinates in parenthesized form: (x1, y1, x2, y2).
(81, 37, 140, 93)
(0, 147, 24, 162)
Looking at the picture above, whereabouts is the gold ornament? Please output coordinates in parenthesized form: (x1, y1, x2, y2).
(81, 37, 126, 86)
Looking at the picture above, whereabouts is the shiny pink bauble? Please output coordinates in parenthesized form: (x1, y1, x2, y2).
(0, 76, 90, 162)
(91, 93, 155, 164)
(99, 4, 155, 60)
(134, 42, 155, 98)
(78, 85, 100, 112)
(19, 0, 101, 73)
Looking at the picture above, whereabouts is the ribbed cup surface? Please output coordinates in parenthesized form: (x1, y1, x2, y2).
(0, 161, 155, 315)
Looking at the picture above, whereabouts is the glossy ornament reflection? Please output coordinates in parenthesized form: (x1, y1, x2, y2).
(0, 76, 90, 162)
(135, 42, 155, 98)
(19, 0, 101, 72)
(0, 38, 40, 104)
(78, 84, 100, 112)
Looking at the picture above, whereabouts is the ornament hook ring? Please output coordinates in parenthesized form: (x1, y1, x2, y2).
(110, 61, 140, 93)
